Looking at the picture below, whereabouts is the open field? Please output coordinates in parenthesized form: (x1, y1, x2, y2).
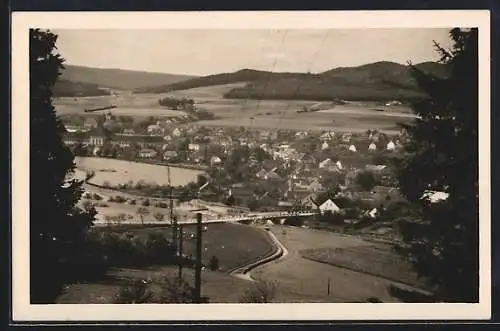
(55, 82, 416, 133)
(300, 245, 426, 289)
(54, 91, 188, 117)
(75, 157, 204, 187)
(165, 85, 414, 133)
(56, 223, 276, 303)
(249, 225, 432, 302)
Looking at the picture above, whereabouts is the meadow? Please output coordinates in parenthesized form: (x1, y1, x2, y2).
(75, 157, 204, 187)
(249, 225, 432, 303)
(55, 82, 416, 133)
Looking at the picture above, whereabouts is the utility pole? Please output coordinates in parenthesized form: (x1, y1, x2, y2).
(195, 212, 203, 303)
(167, 165, 177, 251)
(178, 225, 183, 281)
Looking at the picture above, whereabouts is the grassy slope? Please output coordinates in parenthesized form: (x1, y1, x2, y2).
(60, 65, 197, 91)
(56, 223, 276, 303)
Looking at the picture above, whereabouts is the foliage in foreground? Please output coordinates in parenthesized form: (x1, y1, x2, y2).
(239, 280, 277, 303)
(30, 29, 96, 303)
(392, 28, 479, 302)
(114, 277, 202, 304)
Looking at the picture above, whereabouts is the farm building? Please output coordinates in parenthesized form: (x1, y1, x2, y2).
(321, 142, 329, 150)
(348, 144, 357, 152)
(368, 142, 377, 151)
(319, 199, 341, 214)
(336, 160, 343, 171)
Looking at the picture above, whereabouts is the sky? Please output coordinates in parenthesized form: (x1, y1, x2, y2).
(52, 29, 453, 76)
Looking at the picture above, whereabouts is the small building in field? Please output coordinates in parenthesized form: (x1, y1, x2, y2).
(368, 142, 377, 151)
(348, 144, 357, 152)
(386, 141, 396, 151)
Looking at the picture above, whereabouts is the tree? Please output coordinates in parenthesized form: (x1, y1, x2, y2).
(355, 170, 377, 191)
(29, 29, 96, 303)
(137, 207, 150, 225)
(208, 255, 219, 271)
(392, 28, 478, 302)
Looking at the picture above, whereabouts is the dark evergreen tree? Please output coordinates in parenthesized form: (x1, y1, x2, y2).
(392, 28, 479, 302)
(30, 29, 96, 303)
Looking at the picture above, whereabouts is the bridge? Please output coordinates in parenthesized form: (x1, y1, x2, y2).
(93, 211, 317, 226)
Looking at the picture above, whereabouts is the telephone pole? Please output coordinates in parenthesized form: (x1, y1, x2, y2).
(195, 212, 203, 303)
(178, 225, 183, 281)
(167, 165, 177, 251)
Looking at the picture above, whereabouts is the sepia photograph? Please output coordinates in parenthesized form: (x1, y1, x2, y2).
(11, 11, 490, 321)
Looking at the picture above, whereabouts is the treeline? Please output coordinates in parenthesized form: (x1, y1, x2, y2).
(158, 96, 194, 110)
(53, 79, 111, 97)
(223, 76, 425, 102)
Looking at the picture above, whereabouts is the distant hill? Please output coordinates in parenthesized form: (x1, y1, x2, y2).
(60, 65, 197, 91)
(135, 61, 450, 102)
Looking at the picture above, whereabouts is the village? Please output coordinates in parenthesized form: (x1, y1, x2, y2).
(61, 106, 418, 240)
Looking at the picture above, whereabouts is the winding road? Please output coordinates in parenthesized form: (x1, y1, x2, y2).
(229, 228, 289, 282)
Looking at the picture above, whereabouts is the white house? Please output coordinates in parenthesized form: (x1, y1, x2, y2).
(163, 135, 172, 142)
(210, 156, 222, 165)
(321, 142, 329, 150)
(336, 160, 343, 171)
(147, 124, 162, 134)
(320, 131, 335, 141)
(421, 190, 450, 203)
(188, 143, 200, 152)
(348, 144, 357, 152)
(319, 199, 341, 214)
(172, 128, 182, 137)
(319, 158, 333, 169)
(386, 141, 396, 151)
(368, 142, 377, 151)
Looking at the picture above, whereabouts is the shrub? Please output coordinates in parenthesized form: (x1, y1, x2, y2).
(208, 255, 219, 271)
(114, 195, 127, 203)
(93, 193, 103, 200)
(239, 281, 276, 303)
(129, 199, 136, 205)
(114, 279, 154, 304)
(142, 199, 150, 207)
